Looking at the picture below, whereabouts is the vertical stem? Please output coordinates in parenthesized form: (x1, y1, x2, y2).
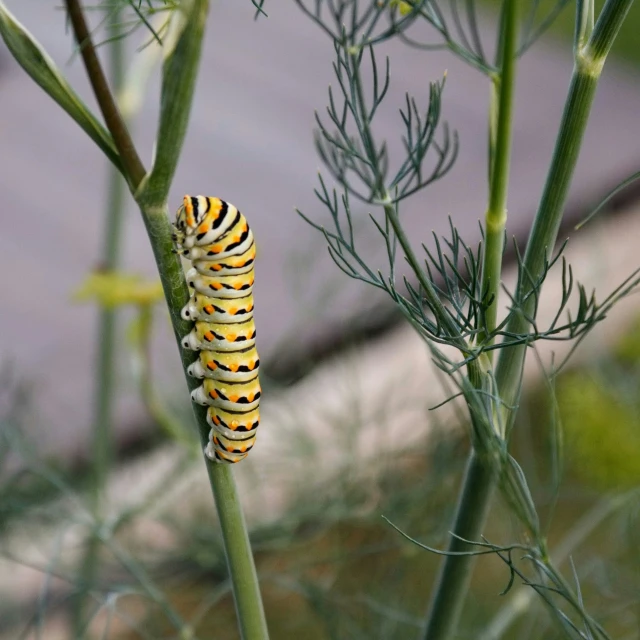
(423, 452, 497, 640)
(140, 205, 270, 640)
(62, 1, 266, 636)
(495, 0, 635, 423)
(65, 0, 145, 187)
(209, 465, 269, 640)
(92, 142, 127, 503)
(422, 3, 517, 638)
(480, 0, 518, 353)
(73, 10, 126, 634)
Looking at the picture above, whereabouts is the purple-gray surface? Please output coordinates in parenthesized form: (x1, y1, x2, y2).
(0, 2, 638, 457)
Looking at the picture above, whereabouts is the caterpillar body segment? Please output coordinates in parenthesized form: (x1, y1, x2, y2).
(173, 195, 260, 464)
(206, 406, 260, 439)
(187, 346, 260, 382)
(181, 232, 255, 262)
(204, 442, 249, 464)
(181, 319, 256, 352)
(186, 267, 255, 299)
(191, 376, 261, 412)
(190, 243, 256, 277)
(211, 430, 256, 454)
(174, 196, 242, 248)
(180, 292, 254, 323)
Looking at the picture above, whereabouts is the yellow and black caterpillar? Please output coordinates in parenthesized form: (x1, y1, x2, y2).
(172, 195, 260, 464)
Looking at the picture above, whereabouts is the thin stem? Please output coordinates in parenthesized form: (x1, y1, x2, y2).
(209, 465, 269, 640)
(480, 0, 518, 354)
(137, 305, 196, 447)
(480, 490, 638, 639)
(138, 203, 270, 640)
(73, 13, 127, 633)
(422, 451, 497, 640)
(64, 1, 268, 636)
(64, 0, 146, 188)
(495, 0, 635, 426)
(382, 203, 468, 352)
(421, 7, 517, 637)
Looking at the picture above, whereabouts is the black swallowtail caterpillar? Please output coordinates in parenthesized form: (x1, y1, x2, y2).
(172, 195, 260, 464)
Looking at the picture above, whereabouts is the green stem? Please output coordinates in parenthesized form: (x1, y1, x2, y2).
(137, 305, 196, 448)
(422, 452, 497, 640)
(209, 465, 269, 640)
(495, 0, 635, 424)
(92, 145, 127, 502)
(383, 204, 467, 348)
(64, 0, 268, 635)
(139, 203, 270, 640)
(421, 6, 517, 638)
(64, 0, 146, 188)
(347, 52, 468, 353)
(480, 0, 518, 354)
(73, 13, 126, 633)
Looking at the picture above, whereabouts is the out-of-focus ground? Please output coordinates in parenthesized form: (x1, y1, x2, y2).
(1, 1, 639, 458)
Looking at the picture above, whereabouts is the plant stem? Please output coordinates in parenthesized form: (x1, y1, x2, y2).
(421, 5, 517, 638)
(383, 204, 467, 348)
(480, 490, 638, 640)
(422, 451, 497, 640)
(64, 0, 145, 188)
(209, 464, 269, 640)
(495, 0, 635, 424)
(480, 0, 518, 354)
(73, 12, 127, 633)
(139, 202, 270, 640)
(65, 1, 269, 636)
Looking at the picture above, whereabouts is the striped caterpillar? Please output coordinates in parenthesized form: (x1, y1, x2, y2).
(172, 195, 260, 464)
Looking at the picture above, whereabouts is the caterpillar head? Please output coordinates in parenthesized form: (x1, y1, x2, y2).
(177, 195, 209, 231)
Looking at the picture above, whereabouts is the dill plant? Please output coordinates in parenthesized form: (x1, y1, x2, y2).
(294, 0, 639, 638)
(1, 0, 638, 638)
(0, 1, 268, 638)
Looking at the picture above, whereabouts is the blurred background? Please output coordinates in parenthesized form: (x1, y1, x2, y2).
(1, 1, 639, 638)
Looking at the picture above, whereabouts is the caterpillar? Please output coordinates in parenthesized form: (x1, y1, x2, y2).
(172, 195, 260, 464)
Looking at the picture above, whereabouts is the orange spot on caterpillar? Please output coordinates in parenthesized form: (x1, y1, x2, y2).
(229, 394, 239, 403)
(207, 361, 217, 370)
(228, 307, 238, 315)
(247, 393, 255, 402)
(233, 282, 245, 290)
(212, 415, 220, 425)
(210, 245, 222, 254)
(198, 223, 208, 234)
(204, 331, 214, 342)
(229, 364, 239, 372)
(210, 264, 223, 271)
(204, 304, 214, 314)
(209, 390, 218, 399)
(226, 333, 237, 341)
(230, 420, 239, 429)
(209, 282, 223, 290)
